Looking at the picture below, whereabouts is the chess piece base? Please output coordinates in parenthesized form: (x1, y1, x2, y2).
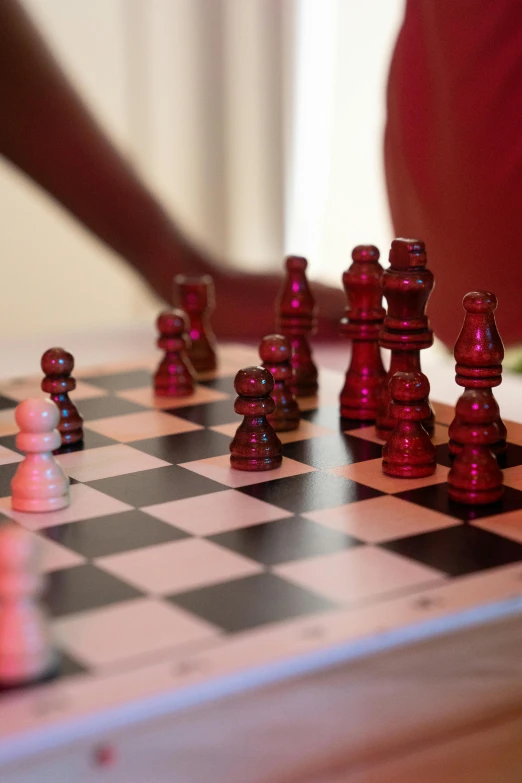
(230, 455, 282, 472)
(448, 485, 504, 505)
(382, 460, 436, 478)
(0, 649, 59, 688)
(12, 492, 70, 513)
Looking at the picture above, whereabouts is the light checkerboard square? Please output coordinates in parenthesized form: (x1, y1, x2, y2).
(303, 495, 458, 544)
(142, 488, 293, 535)
(116, 385, 230, 409)
(180, 454, 315, 488)
(0, 485, 132, 531)
(328, 459, 449, 494)
(472, 511, 522, 543)
(57, 444, 170, 482)
(53, 598, 219, 668)
(0, 379, 108, 402)
(85, 410, 202, 442)
(96, 538, 262, 595)
(273, 546, 444, 605)
(503, 465, 522, 490)
(343, 424, 384, 444)
(211, 420, 335, 444)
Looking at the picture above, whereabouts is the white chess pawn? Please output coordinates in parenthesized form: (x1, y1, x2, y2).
(11, 398, 70, 512)
(0, 522, 56, 686)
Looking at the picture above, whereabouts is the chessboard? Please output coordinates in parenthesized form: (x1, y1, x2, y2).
(1, 343, 522, 778)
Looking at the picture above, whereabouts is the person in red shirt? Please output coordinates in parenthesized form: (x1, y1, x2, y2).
(385, 0, 522, 351)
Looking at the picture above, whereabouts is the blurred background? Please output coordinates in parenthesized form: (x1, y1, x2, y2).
(0, 0, 403, 336)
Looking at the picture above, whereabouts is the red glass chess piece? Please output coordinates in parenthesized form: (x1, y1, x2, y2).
(276, 255, 318, 397)
(174, 274, 217, 374)
(376, 239, 435, 439)
(448, 292, 506, 456)
(448, 389, 504, 505)
(41, 348, 83, 447)
(340, 245, 386, 420)
(230, 366, 282, 471)
(259, 334, 300, 432)
(382, 371, 436, 478)
(154, 310, 195, 397)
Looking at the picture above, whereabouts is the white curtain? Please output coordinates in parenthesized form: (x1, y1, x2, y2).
(0, 0, 403, 335)
(125, 0, 404, 279)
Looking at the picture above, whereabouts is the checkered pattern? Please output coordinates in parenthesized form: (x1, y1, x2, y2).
(0, 355, 522, 685)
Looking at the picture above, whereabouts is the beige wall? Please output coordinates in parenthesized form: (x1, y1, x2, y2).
(1, 0, 160, 337)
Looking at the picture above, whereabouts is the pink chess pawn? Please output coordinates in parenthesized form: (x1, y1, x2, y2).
(11, 399, 70, 513)
(0, 523, 56, 686)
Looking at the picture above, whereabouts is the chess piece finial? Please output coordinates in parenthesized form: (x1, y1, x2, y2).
(230, 366, 282, 471)
(174, 275, 217, 374)
(154, 309, 195, 397)
(449, 291, 506, 456)
(41, 347, 83, 447)
(276, 255, 318, 397)
(382, 371, 436, 477)
(11, 399, 70, 512)
(340, 245, 386, 420)
(448, 389, 503, 505)
(0, 522, 57, 686)
(376, 238, 435, 439)
(259, 334, 300, 432)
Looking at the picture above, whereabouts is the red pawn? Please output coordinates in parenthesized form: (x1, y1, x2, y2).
(449, 292, 506, 456)
(41, 347, 83, 447)
(174, 274, 217, 374)
(259, 334, 300, 432)
(382, 372, 436, 478)
(376, 239, 435, 439)
(230, 367, 282, 471)
(154, 310, 195, 398)
(340, 245, 386, 420)
(448, 390, 503, 505)
(276, 255, 318, 397)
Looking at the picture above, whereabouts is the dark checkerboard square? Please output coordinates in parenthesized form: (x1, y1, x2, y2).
(434, 444, 452, 469)
(301, 406, 375, 431)
(435, 442, 522, 470)
(131, 429, 232, 464)
(86, 465, 227, 506)
(0, 463, 22, 496)
(80, 369, 151, 391)
(45, 564, 143, 617)
(169, 572, 338, 633)
(498, 443, 522, 469)
(43, 510, 189, 558)
(166, 399, 236, 426)
(282, 432, 382, 470)
(198, 375, 235, 394)
(77, 396, 148, 421)
(55, 430, 119, 453)
(381, 524, 522, 577)
(301, 406, 343, 430)
(238, 471, 382, 513)
(208, 515, 361, 565)
(59, 652, 89, 678)
(395, 482, 522, 522)
(0, 395, 18, 411)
